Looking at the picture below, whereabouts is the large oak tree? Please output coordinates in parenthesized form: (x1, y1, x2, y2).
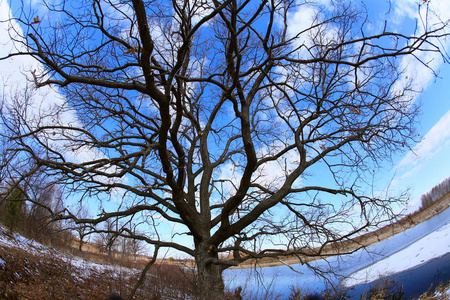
(1, 0, 449, 297)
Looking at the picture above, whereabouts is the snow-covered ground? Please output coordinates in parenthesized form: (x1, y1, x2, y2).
(342, 219, 450, 287)
(0, 226, 139, 278)
(1, 205, 449, 298)
(224, 205, 450, 298)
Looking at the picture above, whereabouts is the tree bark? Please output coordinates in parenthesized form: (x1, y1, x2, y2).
(196, 243, 225, 299)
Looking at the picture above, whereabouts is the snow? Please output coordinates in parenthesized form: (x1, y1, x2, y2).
(0, 227, 51, 256)
(224, 205, 450, 297)
(0, 225, 140, 280)
(342, 219, 450, 287)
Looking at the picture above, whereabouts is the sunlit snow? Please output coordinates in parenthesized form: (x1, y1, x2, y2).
(224, 205, 450, 297)
(342, 220, 450, 287)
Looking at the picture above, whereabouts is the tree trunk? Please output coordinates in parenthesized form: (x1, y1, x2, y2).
(196, 244, 225, 299)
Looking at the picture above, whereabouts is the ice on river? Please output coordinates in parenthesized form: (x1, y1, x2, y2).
(223, 206, 450, 297)
(342, 219, 450, 287)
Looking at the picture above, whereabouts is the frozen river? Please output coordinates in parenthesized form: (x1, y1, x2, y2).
(348, 252, 450, 299)
(223, 206, 450, 298)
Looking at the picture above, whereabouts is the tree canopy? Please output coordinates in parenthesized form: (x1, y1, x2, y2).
(1, 0, 449, 297)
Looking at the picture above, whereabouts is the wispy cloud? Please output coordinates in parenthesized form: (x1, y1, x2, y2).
(0, 0, 126, 192)
(396, 109, 450, 178)
(390, 0, 450, 180)
(391, 0, 450, 96)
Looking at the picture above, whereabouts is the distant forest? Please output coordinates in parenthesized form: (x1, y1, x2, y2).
(420, 176, 450, 210)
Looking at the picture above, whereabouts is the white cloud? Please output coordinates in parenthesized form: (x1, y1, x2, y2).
(391, 0, 418, 21)
(286, 2, 340, 60)
(397, 109, 450, 175)
(254, 140, 302, 190)
(393, 0, 450, 23)
(387, 0, 450, 186)
(287, 4, 318, 44)
(1, 1, 89, 163)
(391, 0, 450, 97)
(175, 0, 215, 26)
(0, 0, 127, 192)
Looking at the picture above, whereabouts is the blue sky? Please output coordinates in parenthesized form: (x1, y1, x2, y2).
(1, 0, 449, 205)
(391, 63, 450, 211)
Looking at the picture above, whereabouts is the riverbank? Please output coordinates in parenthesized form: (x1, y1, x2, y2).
(224, 199, 450, 298)
(232, 193, 450, 269)
(346, 252, 450, 299)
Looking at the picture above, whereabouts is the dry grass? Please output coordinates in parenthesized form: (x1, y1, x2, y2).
(417, 281, 450, 300)
(0, 243, 198, 300)
(1, 240, 449, 299)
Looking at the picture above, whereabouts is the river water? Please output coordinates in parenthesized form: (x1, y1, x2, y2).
(347, 252, 450, 299)
(223, 206, 450, 299)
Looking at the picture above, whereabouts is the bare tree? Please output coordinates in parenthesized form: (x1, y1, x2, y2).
(0, 166, 68, 245)
(23, 178, 65, 242)
(1, 0, 449, 297)
(95, 217, 120, 257)
(119, 222, 145, 261)
(72, 204, 92, 252)
(420, 176, 450, 210)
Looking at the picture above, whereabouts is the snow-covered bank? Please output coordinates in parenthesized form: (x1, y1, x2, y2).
(0, 226, 196, 299)
(342, 220, 450, 287)
(224, 205, 450, 298)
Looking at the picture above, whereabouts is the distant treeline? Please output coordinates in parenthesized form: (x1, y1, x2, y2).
(420, 176, 450, 210)
(0, 179, 72, 248)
